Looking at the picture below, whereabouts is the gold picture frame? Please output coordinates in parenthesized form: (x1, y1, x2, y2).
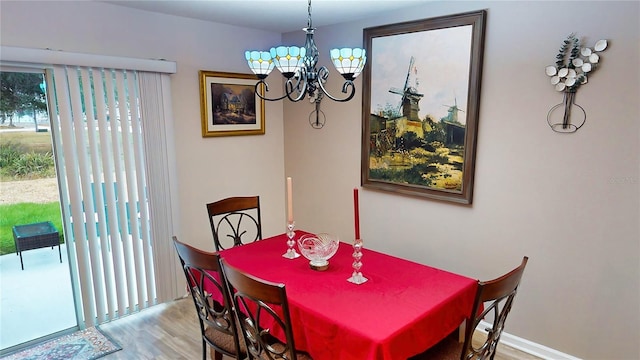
(361, 10, 486, 205)
(199, 71, 265, 137)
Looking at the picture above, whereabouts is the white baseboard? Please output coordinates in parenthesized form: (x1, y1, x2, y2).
(478, 320, 582, 360)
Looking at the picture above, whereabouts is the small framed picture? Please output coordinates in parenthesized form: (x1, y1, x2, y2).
(199, 71, 265, 137)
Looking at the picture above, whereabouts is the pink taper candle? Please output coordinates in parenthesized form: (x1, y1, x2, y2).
(287, 177, 293, 223)
(354, 188, 360, 240)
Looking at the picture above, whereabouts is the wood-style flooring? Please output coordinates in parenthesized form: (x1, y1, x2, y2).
(100, 297, 541, 360)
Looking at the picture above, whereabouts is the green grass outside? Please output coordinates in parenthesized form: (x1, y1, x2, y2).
(1, 129, 62, 255)
(0, 130, 53, 153)
(0, 202, 64, 255)
(1, 130, 54, 181)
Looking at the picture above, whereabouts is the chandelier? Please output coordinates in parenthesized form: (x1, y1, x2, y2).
(244, 0, 367, 106)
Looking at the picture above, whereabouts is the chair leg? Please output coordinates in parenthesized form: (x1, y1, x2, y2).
(211, 348, 222, 360)
(202, 339, 207, 360)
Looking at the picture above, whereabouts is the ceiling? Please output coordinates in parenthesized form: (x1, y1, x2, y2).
(101, 0, 428, 33)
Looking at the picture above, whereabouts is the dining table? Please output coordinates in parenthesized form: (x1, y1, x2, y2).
(217, 231, 478, 360)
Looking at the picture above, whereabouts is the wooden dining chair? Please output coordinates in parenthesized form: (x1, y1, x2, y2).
(411, 256, 529, 360)
(206, 196, 262, 251)
(172, 236, 245, 360)
(219, 258, 313, 360)
(460, 256, 529, 359)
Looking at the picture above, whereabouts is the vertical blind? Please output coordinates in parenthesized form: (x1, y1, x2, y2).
(47, 64, 177, 327)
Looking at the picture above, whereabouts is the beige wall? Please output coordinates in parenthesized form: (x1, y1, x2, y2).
(2, 1, 639, 359)
(283, 1, 639, 359)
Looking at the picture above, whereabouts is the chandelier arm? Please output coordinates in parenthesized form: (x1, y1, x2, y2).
(255, 80, 305, 102)
(283, 68, 309, 102)
(316, 67, 356, 102)
(285, 77, 307, 102)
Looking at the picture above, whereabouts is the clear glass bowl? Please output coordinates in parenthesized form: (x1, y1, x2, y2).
(297, 233, 340, 270)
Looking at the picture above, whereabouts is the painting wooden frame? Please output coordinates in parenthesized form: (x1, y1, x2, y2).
(200, 71, 265, 137)
(361, 10, 486, 205)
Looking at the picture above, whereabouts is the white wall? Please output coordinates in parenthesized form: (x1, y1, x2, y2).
(0, 1, 286, 293)
(2, 0, 638, 358)
(284, 1, 639, 359)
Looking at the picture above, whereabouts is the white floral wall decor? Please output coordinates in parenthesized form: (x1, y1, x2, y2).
(545, 33, 608, 133)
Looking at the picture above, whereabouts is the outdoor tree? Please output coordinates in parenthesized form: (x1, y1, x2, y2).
(0, 72, 47, 130)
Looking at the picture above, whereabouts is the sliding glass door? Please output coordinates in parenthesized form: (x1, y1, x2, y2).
(47, 66, 157, 326)
(0, 69, 77, 351)
(1, 49, 178, 354)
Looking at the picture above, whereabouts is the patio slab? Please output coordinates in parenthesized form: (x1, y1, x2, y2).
(0, 244, 76, 350)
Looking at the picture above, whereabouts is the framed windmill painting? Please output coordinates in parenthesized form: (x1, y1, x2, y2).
(361, 10, 486, 205)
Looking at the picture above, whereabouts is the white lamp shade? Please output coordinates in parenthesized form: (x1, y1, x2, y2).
(245, 50, 274, 78)
(330, 48, 366, 80)
(270, 46, 306, 78)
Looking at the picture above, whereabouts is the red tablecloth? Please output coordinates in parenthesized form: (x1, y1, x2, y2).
(219, 232, 477, 360)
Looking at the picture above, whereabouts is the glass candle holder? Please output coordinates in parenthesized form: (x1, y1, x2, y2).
(282, 221, 301, 259)
(347, 238, 368, 284)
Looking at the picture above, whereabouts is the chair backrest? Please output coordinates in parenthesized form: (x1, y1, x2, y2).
(461, 256, 529, 360)
(219, 257, 298, 360)
(207, 196, 262, 251)
(172, 236, 242, 359)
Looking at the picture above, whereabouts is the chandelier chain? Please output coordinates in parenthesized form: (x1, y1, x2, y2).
(307, 0, 313, 29)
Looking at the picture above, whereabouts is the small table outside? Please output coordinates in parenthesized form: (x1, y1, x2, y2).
(12, 221, 61, 270)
